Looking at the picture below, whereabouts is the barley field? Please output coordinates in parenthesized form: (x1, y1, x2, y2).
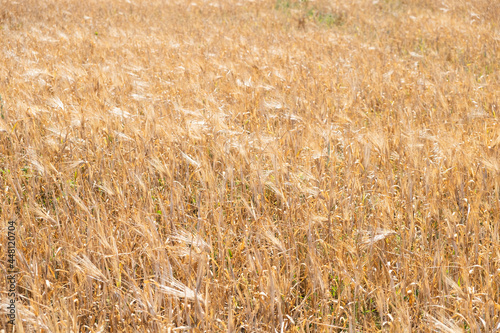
(0, 0, 499, 331)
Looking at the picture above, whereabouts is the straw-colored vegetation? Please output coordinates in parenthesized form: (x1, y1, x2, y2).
(1, 0, 499, 331)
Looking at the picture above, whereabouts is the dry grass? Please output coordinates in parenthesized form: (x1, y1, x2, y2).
(0, 0, 499, 331)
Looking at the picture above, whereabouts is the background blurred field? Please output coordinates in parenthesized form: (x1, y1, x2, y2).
(0, 0, 499, 331)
